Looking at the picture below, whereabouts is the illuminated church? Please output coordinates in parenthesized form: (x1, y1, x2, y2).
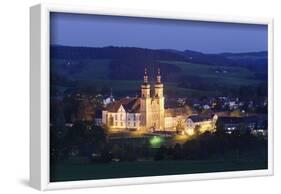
(102, 68, 191, 131)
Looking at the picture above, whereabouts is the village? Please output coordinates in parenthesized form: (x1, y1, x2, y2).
(52, 68, 268, 145)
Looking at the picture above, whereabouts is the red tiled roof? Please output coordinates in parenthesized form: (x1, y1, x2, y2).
(106, 98, 140, 113)
(164, 106, 193, 117)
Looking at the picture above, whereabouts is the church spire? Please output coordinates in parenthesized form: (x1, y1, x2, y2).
(110, 88, 113, 100)
(156, 68, 161, 84)
(143, 68, 148, 84)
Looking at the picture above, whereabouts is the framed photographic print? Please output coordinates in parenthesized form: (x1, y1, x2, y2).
(30, 3, 274, 191)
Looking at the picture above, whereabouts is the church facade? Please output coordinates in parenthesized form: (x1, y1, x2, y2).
(102, 68, 190, 131)
(139, 68, 165, 130)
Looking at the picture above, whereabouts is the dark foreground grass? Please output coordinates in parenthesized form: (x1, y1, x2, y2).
(50, 159, 267, 182)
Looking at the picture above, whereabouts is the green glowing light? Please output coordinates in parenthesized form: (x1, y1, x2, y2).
(149, 136, 164, 148)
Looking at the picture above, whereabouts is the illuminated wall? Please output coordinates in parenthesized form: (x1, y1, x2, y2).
(102, 107, 141, 130)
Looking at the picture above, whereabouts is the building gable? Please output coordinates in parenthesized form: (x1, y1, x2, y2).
(118, 105, 126, 113)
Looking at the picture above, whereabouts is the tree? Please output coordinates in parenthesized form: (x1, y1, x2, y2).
(154, 145, 167, 161)
(214, 119, 225, 135)
(111, 144, 122, 159)
(92, 125, 107, 143)
(100, 148, 112, 163)
(194, 125, 201, 136)
(176, 119, 186, 134)
(173, 143, 183, 160)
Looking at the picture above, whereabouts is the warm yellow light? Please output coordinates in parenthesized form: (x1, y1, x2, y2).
(173, 134, 190, 144)
(186, 128, 194, 136)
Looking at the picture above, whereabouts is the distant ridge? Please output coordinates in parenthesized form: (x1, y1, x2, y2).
(51, 45, 267, 67)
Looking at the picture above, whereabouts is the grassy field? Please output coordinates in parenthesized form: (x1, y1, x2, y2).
(83, 79, 218, 97)
(51, 58, 111, 80)
(160, 60, 262, 86)
(51, 59, 265, 97)
(50, 159, 267, 182)
(74, 59, 111, 80)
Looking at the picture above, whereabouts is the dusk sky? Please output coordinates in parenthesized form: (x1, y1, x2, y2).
(50, 12, 268, 54)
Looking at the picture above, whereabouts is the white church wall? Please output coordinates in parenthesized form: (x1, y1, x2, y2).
(102, 110, 107, 124)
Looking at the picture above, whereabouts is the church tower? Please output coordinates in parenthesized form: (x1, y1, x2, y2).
(140, 68, 152, 129)
(140, 67, 165, 131)
(141, 68, 150, 98)
(155, 68, 163, 98)
(154, 68, 165, 130)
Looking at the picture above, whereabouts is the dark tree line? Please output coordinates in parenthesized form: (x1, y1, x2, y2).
(153, 132, 267, 162)
(50, 120, 267, 165)
(50, 121, 107, 164)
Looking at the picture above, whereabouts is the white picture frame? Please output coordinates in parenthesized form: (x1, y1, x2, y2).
(30, 3, 274, 191)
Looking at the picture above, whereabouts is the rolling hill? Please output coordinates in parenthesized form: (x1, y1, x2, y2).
(50, 46, 268, 98)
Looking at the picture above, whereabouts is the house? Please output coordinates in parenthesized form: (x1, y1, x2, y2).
(202, 104, 211, 110)
(249, 118, 268, 136)
(216, 117, 245, 134)
(164, 106, 193, 131)
(243, 116, 258, 130)
(102, 97, 141, 130)
(217, 116, 268, 136)
(103, 93, 115, 106)
(186, 114, 218, 133)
